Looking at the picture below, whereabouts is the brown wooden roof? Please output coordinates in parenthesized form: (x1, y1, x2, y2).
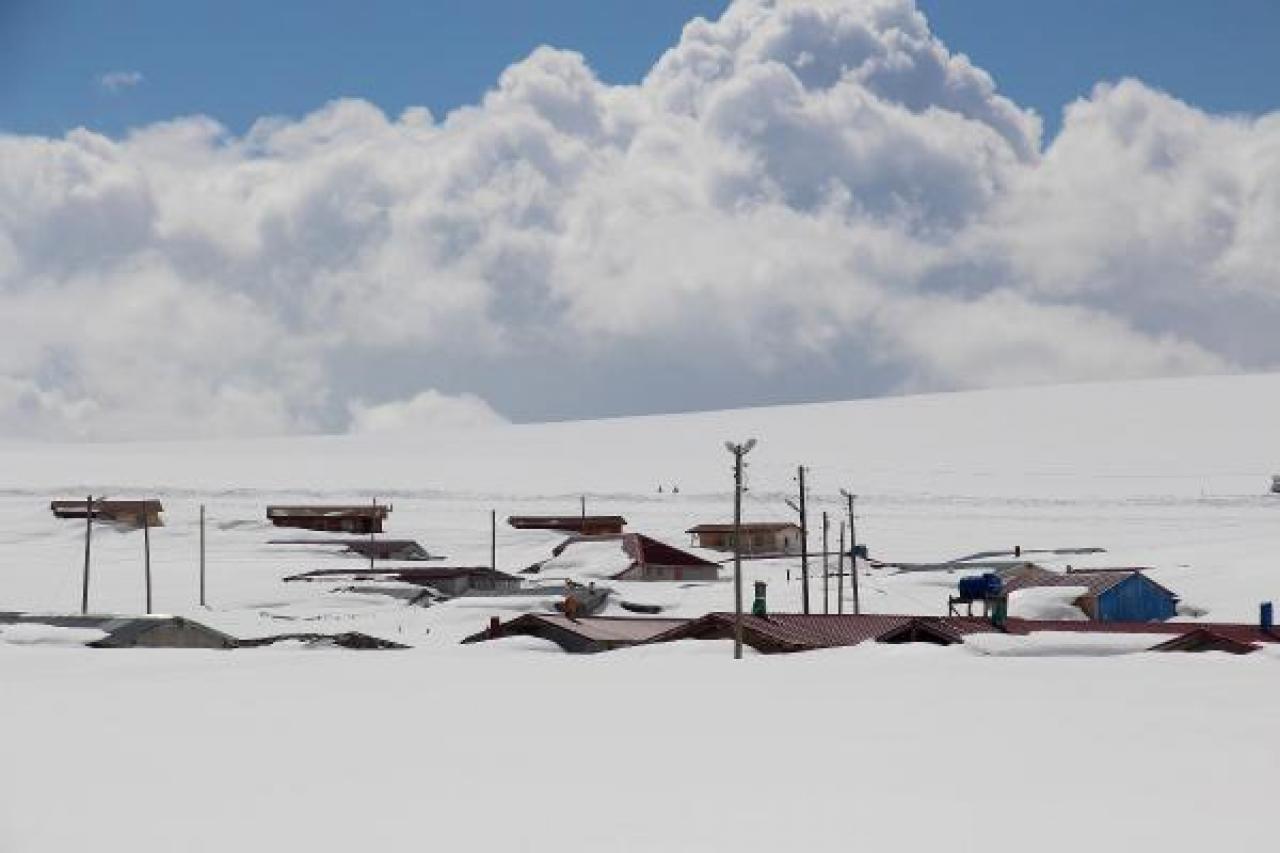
(686, 522, 801, 534)
(266, 505, 389, 519)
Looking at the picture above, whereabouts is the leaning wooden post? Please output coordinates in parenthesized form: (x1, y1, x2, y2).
(81, 494, 93, 614)
(143, 504, 153, 614)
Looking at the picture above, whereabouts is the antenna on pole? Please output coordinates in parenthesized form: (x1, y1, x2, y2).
(725, 438, 758, 661)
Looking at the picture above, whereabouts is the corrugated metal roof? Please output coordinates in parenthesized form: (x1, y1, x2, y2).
(267, 505, 390, 518)
(687, 522, 801, 534)
(463, 614, 688, 647)
(508, 515, 626, 530)
(645, 613, 1280, 654)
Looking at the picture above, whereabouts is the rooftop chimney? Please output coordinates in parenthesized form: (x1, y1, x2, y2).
(752, 580, 767, 617)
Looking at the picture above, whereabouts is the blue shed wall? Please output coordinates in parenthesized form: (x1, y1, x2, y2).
(1095, 575, 1177, 622)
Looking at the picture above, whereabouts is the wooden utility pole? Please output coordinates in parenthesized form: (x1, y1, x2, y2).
(837, 521, 846, 614)
(143, 507, 152, 614)
(369, 497, 377, 571)
(842, 490, 861, 615)
(81, 494, 93, 614)
(490, 509, 497, 571)
(726, 438, 757, 660)
(798, 465, 810, 614)
(822, 511, 830, 614)
(199, 503, 207, 607)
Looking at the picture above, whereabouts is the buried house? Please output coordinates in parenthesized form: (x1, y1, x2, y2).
(639, 612, 1280, 656)
(546, 533, 720, 582)
(0, 612, 237, 649)
(686, 522, 802, 556)
(1000, 566, 1179, 622)
(508, 515, 627, 536)
(463, 614, 689, 654)
(267, 504, 390, 535)
(51, 499, 164, 528)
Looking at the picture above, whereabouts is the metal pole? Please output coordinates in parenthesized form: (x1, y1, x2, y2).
(199, 503, 207, 607)
(81, 494, 93, 614)
(143, 505, 152, 614)
(798, 465, 810, 614)
(822, 511, 829, 614)
(733, 448, 745, 660)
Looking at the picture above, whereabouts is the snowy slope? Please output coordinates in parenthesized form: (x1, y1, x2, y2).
(2, 373, 1279, 851)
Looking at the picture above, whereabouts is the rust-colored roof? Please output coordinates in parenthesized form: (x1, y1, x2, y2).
(267, 504, 389, 519)
(687, 522, 801, 534)
(645, 613, 1280, 654)
(1003, 568, 1176, 601)
(51, 499, 163, 516)
(1002, 618, 1277, 645)
(647, 613, 1000, 653)
(462, 614, 688, 648)
(508, 515, 626, 531)
(1149, 628, 1260, 654)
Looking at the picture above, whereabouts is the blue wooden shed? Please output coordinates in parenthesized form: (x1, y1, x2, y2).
(1003, 568, 1179, 622)
(1081, 571, 1179, 622)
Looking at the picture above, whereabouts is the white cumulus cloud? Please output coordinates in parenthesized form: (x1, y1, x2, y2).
(348, 390, 508, 434)
(0, 0, 1277, 440)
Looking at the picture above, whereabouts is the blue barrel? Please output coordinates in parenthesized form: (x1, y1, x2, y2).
(958, 572, 1002, 601)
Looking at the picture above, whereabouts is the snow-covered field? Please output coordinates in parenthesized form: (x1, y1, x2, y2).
(3, 373, 1280, 850)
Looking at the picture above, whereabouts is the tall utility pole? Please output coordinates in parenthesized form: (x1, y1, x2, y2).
(798, 465, 810, 614)
(841, 489, 860, 615)
(199, 503, 207, 607)
(837, 521, 846, 614)
(822, 511, 830, 614)
(369, 497, 377, 572)
(81, 494, 93, 615)
(143, 506, 152, 614)
(725, 438, 757, 660)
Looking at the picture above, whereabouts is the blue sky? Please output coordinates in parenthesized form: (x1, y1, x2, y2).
(3, 0, 1278, 141)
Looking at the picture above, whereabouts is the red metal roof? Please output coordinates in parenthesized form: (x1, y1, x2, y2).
(645, 613, 1280, 654)
(687, 522, 801, 534)
(1002, 568, 1176, 601)
(462, 614, 689, 648)
(266, 505, 389, 519)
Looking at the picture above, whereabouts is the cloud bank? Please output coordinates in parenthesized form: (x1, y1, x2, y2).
(2, 0, 1278, 439)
